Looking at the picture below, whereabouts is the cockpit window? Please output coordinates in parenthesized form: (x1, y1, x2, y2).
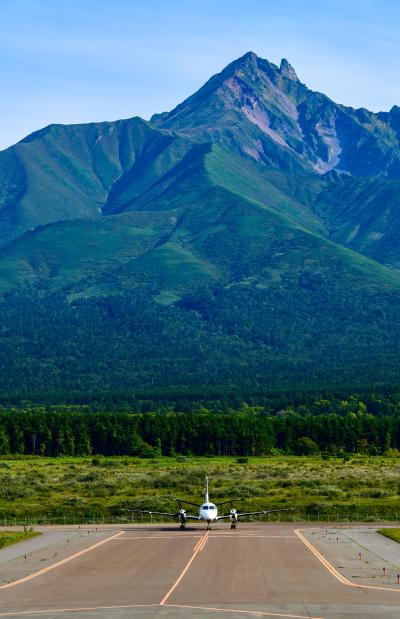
(208, 506, 215, 509)
(202, 505, 208, 510)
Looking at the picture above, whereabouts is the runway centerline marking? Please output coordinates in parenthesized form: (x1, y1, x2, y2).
(159, 530, 209, 605)
(198, 534, 208, 552)
(0, 530, 123, 590)
(295, 528, 400, 593)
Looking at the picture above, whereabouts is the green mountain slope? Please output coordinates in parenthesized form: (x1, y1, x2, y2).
(0, 51, 400, 398)
(0, 117, 193, 246)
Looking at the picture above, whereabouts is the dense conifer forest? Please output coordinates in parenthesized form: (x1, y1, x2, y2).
(1, 393, 400, 457)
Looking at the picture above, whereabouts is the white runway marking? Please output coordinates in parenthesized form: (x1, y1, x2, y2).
(0, 604, 158, 617)
(164, 603, 326, 618)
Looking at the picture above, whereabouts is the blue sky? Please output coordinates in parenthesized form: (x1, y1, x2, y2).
(1, 0, 399, 150)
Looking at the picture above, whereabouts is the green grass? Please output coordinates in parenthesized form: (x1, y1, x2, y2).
(1, 455, 400, 523)
(378, 528, 400, 543)
(0, 530, 41, 549)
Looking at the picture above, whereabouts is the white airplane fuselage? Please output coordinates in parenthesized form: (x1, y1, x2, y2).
(199, 502, 218, 522)
(199, 477, 218, 522)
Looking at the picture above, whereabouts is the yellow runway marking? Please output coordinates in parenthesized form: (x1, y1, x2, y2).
(197, 534, 209, 552)
(164, 603, 326, 618)
(111, 535, 203, 540)
(0, 531, 123, 590)
(159, 531, 209, 605)
(295, 529, 400, 593)
(193, 536, 204, 552)
(211, 533, 297, 540)
(111, 534, 297, 540)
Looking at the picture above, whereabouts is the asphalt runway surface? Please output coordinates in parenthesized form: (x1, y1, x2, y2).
(0, 523, 400, 618)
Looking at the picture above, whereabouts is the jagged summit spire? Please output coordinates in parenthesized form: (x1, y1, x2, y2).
(233, 53, 299, 82)
(280, 58, 299, 81)
(229, 50, 259, 70)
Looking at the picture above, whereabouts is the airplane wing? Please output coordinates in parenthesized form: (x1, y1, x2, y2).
(217, 508, 292, 520)
(214, 499, 241, 507)
(122, 509, 200, 520)
(174, 498, 199, 508)
(122, 510, 179, 518)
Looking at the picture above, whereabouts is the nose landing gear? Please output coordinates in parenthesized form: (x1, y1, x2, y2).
(230, 522, 237, 530)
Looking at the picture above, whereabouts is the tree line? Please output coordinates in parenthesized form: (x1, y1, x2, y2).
(0, 409, 399, 457)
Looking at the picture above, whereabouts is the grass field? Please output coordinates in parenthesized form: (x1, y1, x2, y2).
(0, 455, 400, 523)
(0, 530, 40, 549)
(378, 528, 400, 543)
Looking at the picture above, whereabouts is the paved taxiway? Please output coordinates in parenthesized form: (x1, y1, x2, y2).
(0, 523, 399, 618)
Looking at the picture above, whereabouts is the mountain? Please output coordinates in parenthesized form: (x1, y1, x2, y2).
(0, 51, 400, 400)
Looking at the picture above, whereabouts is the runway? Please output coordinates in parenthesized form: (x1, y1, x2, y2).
(0, 523, 399, 618)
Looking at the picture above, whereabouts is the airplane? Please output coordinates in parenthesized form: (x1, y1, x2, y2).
(125, 476, 291, 530)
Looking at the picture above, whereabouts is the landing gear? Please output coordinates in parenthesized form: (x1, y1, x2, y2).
(207, 521, 211, 530)
(230, 523, 236, 530)
(179, 523, 185, 530)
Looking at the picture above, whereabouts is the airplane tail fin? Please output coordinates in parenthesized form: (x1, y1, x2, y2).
(205, 476, 209, 503)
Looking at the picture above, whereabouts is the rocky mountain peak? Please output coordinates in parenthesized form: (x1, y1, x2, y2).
(279, 58, 299, 81)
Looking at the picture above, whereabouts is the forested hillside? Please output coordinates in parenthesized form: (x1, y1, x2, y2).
(0, 52, 400, 398)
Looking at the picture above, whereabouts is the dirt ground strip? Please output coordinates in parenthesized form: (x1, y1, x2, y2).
(0, 523, 399, 618)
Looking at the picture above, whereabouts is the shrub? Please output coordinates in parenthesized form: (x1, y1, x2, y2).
(359, 488, 392, 498)
(77, 471, 102, 483)
(294, 437, 319, 456)
(305, 502, 330, 515)
(65, 496, 87, 505)
(383, 449, 400, 458)
(313, 485, 343, 498)
(0, 475, 36, 499)
(85, 482, 118, 497)
(223, 484, 263, 498)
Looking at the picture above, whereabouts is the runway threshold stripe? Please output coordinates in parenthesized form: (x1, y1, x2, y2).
(164, 603, 326, 619)
(0, 531, 124, 590)
(295, 529, 400, 593)
(159, 531, 209, 605)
